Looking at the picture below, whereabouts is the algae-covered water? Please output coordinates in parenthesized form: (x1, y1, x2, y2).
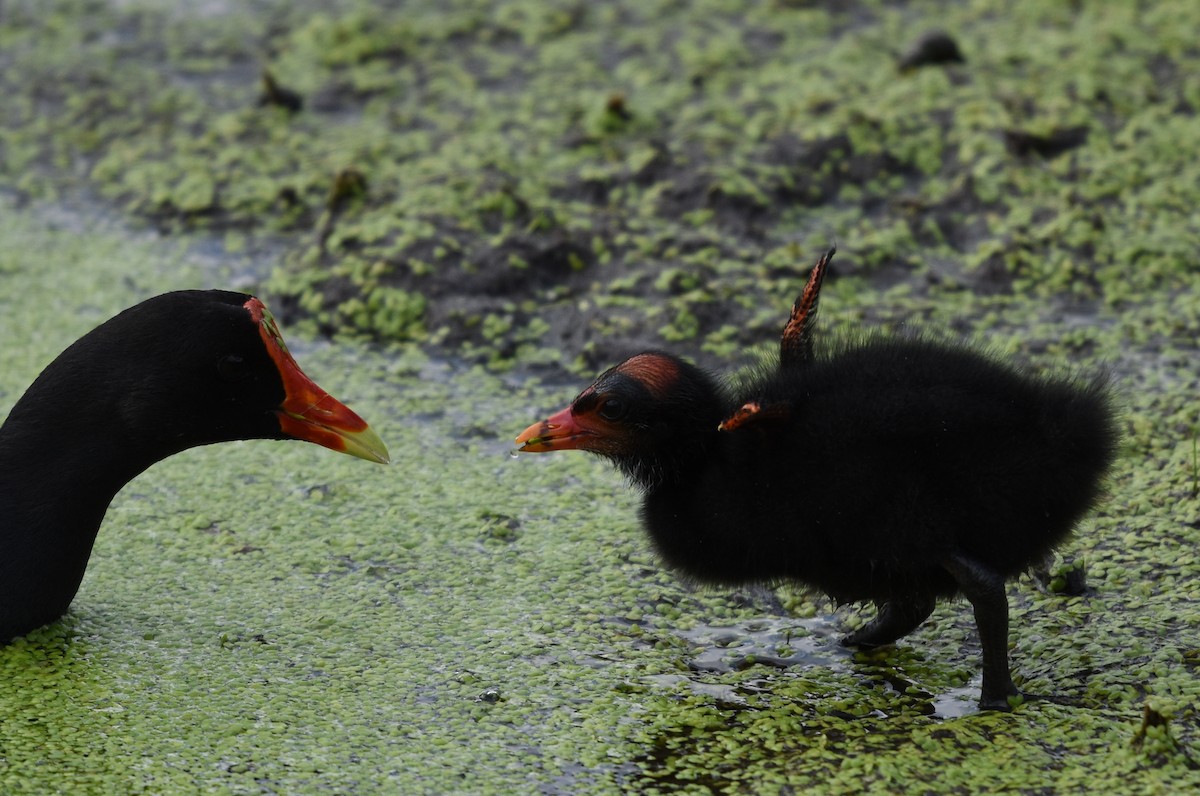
(1, 189, 1196, 796)
(2, 0, 1200, 793)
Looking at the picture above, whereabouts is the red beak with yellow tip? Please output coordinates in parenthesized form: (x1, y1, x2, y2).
(245, 298, 390, 464)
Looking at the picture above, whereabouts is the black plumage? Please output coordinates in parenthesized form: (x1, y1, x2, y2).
(1, 290, 389, 644)
(516, 249, 1118, 709)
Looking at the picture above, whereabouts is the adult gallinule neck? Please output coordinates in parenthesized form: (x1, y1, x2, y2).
(516, 250, 1118, 710)
(0, 290, 389, 643)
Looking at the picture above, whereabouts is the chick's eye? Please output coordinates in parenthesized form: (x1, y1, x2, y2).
(597, 396, 627, 421)
(217, 353, 250, 382)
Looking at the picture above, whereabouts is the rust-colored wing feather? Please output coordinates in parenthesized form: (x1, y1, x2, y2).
(719, 247, 836, 433)
(779, 246, 835, 367)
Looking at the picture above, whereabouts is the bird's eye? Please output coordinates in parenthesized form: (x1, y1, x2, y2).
(217, 354, 251, 382)
(597, 397, 627, 421)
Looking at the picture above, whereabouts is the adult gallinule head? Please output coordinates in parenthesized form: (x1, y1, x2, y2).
(0, 290, 389, 643)
(516, 249, 1119, 710)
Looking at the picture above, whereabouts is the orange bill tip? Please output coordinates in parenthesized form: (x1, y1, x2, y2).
(514, 406, 588, 453)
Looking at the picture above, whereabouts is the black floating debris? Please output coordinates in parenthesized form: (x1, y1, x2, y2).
(1034, 558, 1089, 596)
(316, 167, 369, 252)
(259, 69, 304, 113)
(475, 687, 503, 703)
(605, 92, 633, 122)
(1004, 126, 1089, 158)
(899, 31, 966, 71)
(598, 92, 634, 134)
(326, 167, 368, 213)
(1131, 703, 1199, 769)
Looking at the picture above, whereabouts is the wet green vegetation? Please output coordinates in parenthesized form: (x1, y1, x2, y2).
(1, 0, 1199, 792)
(3, 0, 1197, 370)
